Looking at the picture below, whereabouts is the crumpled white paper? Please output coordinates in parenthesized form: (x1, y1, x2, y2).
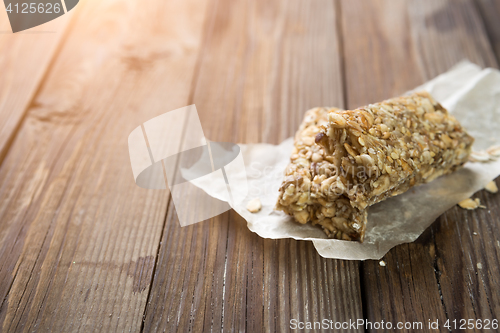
(191, 61, 500, 260)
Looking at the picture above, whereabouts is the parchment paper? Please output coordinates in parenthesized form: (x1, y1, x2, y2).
(191, 61, 500, 260)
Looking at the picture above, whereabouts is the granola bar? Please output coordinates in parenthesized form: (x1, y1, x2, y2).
(315, 91, 474, 211)
(276, 107, 368, 241)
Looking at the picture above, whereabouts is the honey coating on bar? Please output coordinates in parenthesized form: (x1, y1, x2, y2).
(276, 107, 367, 241)
(315, 91, 474, 212)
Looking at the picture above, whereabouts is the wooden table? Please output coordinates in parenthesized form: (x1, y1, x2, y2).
(0, 0, 499, 331)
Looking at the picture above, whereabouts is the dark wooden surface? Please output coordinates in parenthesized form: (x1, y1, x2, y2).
(0, 0, 499, 332)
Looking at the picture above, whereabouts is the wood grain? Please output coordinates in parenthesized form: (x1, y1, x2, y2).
(142, 0, 364, 332)
(0, 6, 72, 164)
(474, 0, 500, 61)
(407, 0, 497, 78)
(0, 0, 208, 331)
(341, 0, 500, 328)
(341, 0, 424, 108)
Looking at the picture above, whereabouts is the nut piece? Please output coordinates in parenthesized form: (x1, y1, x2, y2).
(485, 181, 498, 193)
(458, 198, 483, 210)
(246, 198, 262, 213)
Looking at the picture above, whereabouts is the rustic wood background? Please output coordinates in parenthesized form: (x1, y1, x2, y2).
(0, 0, 499, 332)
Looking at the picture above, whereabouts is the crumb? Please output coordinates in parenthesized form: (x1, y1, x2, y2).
(458, 198, 484, 210)
(485, 181, 498, 193)
(473, 232, 478, 235)
(246, 198, 262, 213)
(477, 263, 482, 269)
(379, 260, 386, 267)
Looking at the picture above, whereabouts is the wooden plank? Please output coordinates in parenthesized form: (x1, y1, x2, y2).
(142, 0, 364, 332)
(0, 6, 72, 164)
(407, 0, 497, 78)
(341, 0, 500, 328)
(474, 0, 500, 61)
(0, 0, 209, 331)
(341, 0, 424, 109)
